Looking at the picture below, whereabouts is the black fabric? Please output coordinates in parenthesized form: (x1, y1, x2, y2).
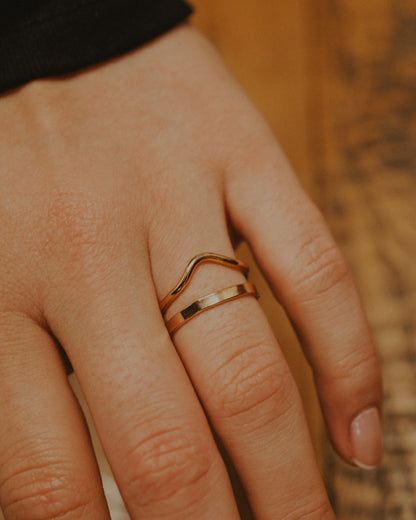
(0, 0, 193, 94)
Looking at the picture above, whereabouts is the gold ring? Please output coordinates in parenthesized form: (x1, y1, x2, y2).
(159, 253, 259, 335)
(166, 282, 259, 334)
(160, 252, 249, 315)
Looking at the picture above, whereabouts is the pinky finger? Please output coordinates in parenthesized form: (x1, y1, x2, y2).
(0, 313, 110, 520)
(226, 156, 383, 469)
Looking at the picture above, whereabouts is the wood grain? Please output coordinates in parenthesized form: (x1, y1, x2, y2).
(193, 0, 416, 518)
(314, 0, 416, 517)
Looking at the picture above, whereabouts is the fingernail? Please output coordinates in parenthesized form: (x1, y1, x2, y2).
(351, 407, 383, 469)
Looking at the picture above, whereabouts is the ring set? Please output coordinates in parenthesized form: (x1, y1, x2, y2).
(160, 253, 259, 335)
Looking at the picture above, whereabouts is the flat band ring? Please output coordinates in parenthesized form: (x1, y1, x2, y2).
(165, 282, 259, 335)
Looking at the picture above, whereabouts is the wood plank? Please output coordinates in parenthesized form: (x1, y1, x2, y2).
(310, 0, 416, 517)
(194, 1, 416, 517)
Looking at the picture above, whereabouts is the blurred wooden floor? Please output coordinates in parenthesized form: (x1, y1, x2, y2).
(192, 0, 416, 518)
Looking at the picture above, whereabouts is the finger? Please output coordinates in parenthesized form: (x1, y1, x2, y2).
(44, 253, 241, 520)
(226, 151, 383, 469)
(150, 212, 335, 518)
(0, 313, 110, 520)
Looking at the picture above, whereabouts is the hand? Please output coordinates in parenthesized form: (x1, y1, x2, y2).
(0, 23, 382, 519)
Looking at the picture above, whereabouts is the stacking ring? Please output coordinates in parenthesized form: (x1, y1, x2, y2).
(160, 253, 259, 335)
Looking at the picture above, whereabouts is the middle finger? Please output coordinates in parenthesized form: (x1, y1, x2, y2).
(44, 247, 241, 519)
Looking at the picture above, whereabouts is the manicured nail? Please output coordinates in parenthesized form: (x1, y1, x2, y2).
(351, 407, 383, 469)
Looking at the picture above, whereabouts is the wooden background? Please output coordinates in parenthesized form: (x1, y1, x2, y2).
(192, 0, 416, 518)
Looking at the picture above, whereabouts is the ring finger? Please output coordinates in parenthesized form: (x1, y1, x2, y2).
(150, 204, 335, 519)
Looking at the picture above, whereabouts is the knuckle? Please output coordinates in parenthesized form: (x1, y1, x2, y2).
(290, 231, 350, 298)
(0, 457, 93, 520)
(323, 345, 381, 388)
(124, 426, 215, 508)
(208, 329, 296, 424)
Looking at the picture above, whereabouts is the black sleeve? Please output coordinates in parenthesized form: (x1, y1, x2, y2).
(0, 0, 193, 94)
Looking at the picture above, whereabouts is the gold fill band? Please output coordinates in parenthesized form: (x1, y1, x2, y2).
(166, 282, 259, 335)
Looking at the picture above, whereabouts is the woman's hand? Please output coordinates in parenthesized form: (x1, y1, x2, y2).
(0, 23, 382, 519)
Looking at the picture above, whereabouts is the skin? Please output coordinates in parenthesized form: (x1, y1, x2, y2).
(0, 23, 382, 519)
